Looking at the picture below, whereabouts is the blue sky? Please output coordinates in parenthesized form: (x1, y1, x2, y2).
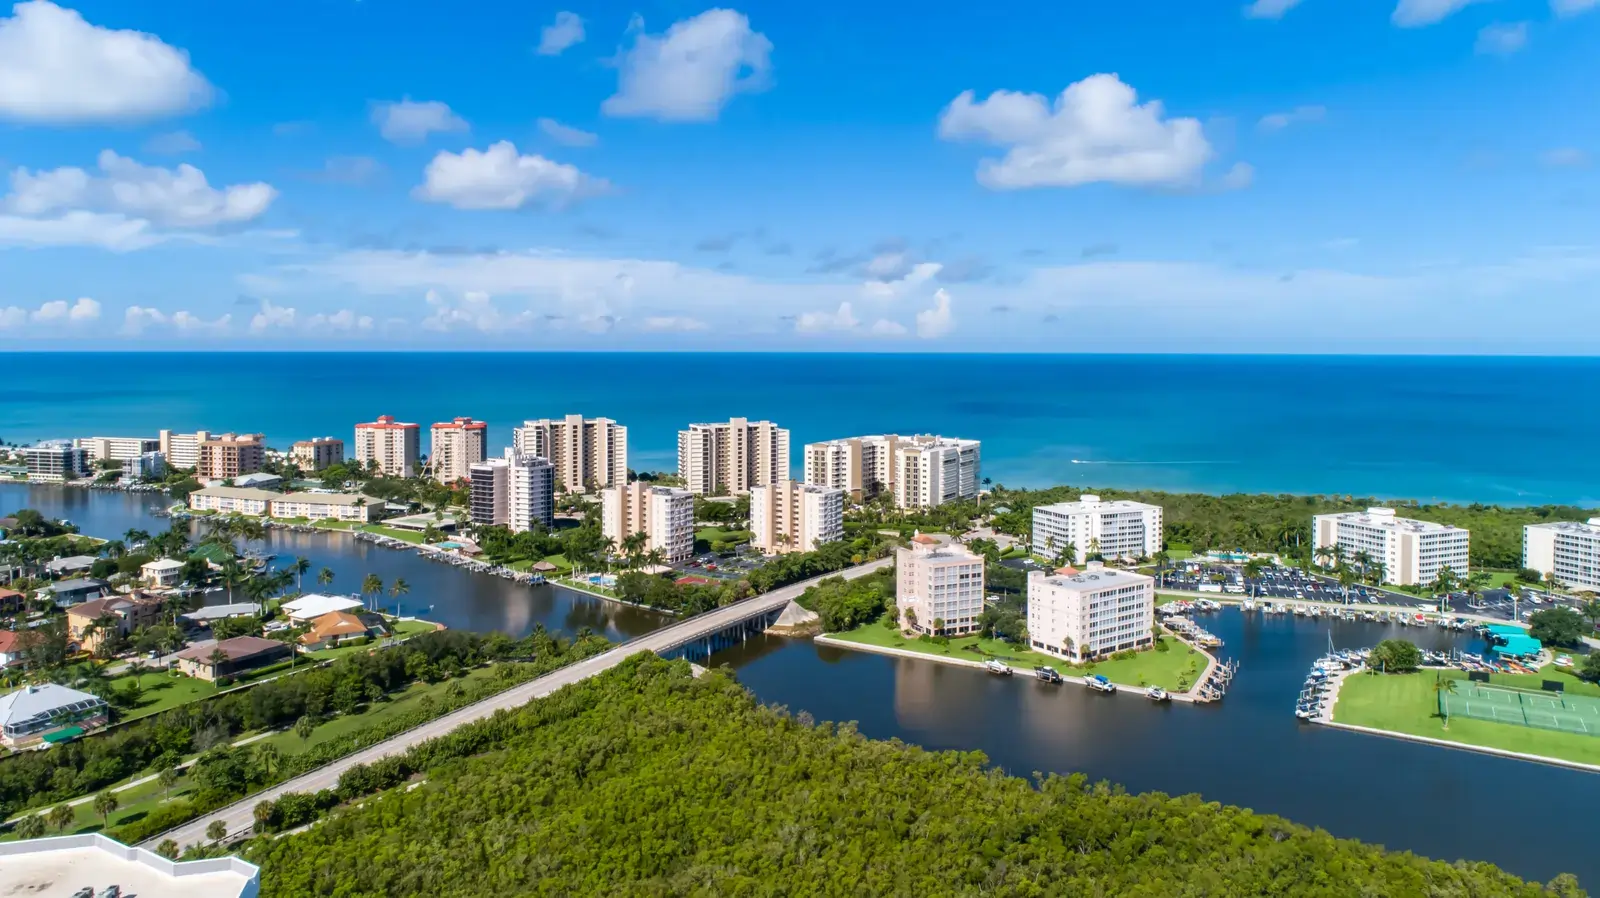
(1, 0, 1597, 352)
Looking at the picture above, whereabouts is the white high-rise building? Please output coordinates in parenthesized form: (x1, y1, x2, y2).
(158, 429, 212, 470)
(895, 535, 985, 636)
(677, 418, 789, 495)
(1027, 564, 1155, 662)
(750, 480, 845, 554)
(75, 437, 160, 462)
(803, 434, 979, 508)
(429, 417, 487, 484)
(354, 416, 420, 477)
(511, 415, 627, 493)
(1312, 507, 1470, 587)
(601, 482, 695, 563)
(20, 445, 90, 482)
(469, 450, 554, 533)
(1031, 495, 1164, 565)
(1524, 518, 1600, 592)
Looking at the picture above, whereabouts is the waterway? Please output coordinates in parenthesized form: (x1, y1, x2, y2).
(5, 484, 1596, 886)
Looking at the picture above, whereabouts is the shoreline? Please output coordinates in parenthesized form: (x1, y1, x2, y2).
(551, 578, 682, 616)
(1316, 716, 1600, 774)
(813, 634, 1203, 703)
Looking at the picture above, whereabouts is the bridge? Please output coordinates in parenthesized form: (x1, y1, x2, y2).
(146, 557, 892, 850)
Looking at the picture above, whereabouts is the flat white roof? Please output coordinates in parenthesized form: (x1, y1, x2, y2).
(1527, 518, 1600, 534)
(1319, 508, 1465, 534)
(1037, 567, 1153, 590)
(281, 593, 364, 618)
(142, 558, 186, 570)
(1035, 494, 1159, 514)
(0, 835, 258, 898)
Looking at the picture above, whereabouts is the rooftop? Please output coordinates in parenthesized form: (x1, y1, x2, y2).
(0, 834, 258, 898)
(175, 634, 287, 663)
(357, 415, 419, 429)
(179, 602, 263, 622)
(191, 485, 280, 502)
(233, 472, 282, 487)
(1321, 507, 1466, 534)
(1037, 564, 1154, 591)
(47, 578, 107, 594)
(0, 683, 105, 729)
(1527, 518, 1600, 534)
(281, 593, 365, 619)
(43, 555, 96, 573)
(1035, 494, 1160, 514)
(141, 557, 186, 571)
(277, 491, 379, 506)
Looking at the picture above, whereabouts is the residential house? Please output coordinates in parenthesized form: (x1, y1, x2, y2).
(281, 593, 365, 623)
(298, 611, 387, 651)
(46, 578, 108, 606)
(0, 630, 37, 667)
(0, 589, 23, 614)
(66, 595, 164, 653)
(43, 555, 97, 577)
(141, 557, 186, 588)
(175, 636, 294, 681)
(0, 683, 110, 748)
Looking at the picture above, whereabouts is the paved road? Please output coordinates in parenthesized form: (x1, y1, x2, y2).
(147, 558, 892, 850)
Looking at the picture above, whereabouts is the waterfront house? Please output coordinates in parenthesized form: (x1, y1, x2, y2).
(66, 594, 164, 653)
(0, 683, 109, 748)
(0, 588, 22, 614)
(175, 636, 293, 681)
(43, 555, 97, 577)
(0, 630, 37, 667)
(141, 557, 186, 588)
(298, 611, 387, 651)
(281, 593, 366, 623)
(46, 578, 108, 606)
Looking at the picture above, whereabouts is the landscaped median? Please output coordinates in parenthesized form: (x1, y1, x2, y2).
(1331, 668, 1600, 768)
(820, 619, 1207, 693)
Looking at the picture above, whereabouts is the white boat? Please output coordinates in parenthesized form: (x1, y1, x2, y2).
(984, 658, 1014, 676)
(1146, 686, 1170, 702)
(1084, 674, 1117, 693)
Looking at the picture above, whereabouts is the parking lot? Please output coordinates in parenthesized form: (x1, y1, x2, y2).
(674, 550, 766, 583)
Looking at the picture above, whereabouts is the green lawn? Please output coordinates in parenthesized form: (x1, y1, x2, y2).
(828, 620, 1205, 692)
(1334, 670, 1600, 767)
(695, 527, 752, 545)
(360, 524, 424, 544)
(2, 771, 200, 840)
(313, 519, 358, 530)
(116, 670, 219, 721)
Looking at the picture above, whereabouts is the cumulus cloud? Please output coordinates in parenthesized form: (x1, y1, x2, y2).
(795, 302, 859, 334)
(1221, 162, 1255, 190)
(915, 289, 954, 338)
(868, 319, 908, 336)
(0, 1, 213, 123)
(1244, 0, 1306, 18)
(1258, 105, 1325, 132)
(413, 141, 609, 210)
(0, 297, 101, 327)
(938, 73, 1212, 189)
(1552, 0, 1600, 16)
(306, 309, 374, 332)
(120, 305, 230, 335)
(1392, 0, 1481, 27)
(144, 130, 202, 155)
(1476, 22, 1529, 55)
(372, 98, 469, 144)
(537, 11, 585, 55)
(3, 150, 276, 228)
(537, 117, 599, 148)
(602, 9, 772, 122)
(248, 299, 296, 334)
(0, 210, 158, 251)
(862, 261, 942, 298)
(421, 289, 539, 333)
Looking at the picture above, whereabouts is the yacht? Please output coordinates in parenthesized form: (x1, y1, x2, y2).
(984, 658, 1014, 676)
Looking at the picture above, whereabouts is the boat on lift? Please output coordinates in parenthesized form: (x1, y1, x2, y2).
(1146, 685, 1170, 702)
(1034, 665, 1064, 684)
(1085, 674, 1117, 693)
(985, 658, 1014, 676)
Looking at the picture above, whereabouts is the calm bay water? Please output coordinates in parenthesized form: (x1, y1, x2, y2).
(6, 482, 1598, 885)
(6, 353, 1600, 504)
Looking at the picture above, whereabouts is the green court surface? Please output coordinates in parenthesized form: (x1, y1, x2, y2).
(1441, 681, 1600, 736)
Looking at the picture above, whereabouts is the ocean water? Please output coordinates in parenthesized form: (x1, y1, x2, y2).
(4, 353, 1597, 505)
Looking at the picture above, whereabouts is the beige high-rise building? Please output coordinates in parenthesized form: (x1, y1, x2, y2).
(804, 434, 980, 509)
(75, 436, 160, 462)
(290, 437, 344, 471)
(601, 482, 695, 563)
(677, 417, 789, 495)
(895, 535, 985, 636)
(159, 429, 213, 470)
(429, 417, 487, 484)
(354, 416, 420, 478)
(197, 433, 266, 481)
(511, 415, 627, 493)
(750, 480, 845, 555)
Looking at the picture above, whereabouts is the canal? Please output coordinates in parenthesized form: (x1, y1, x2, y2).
(4, 484, 1595, 886)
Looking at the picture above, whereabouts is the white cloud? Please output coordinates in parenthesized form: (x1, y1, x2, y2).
(1, 296, 101, 326)
(641, 315, 707, 332)
(372, 98, 468, 144)
(537, 11, 585, 55)
(1392, 0, 1481, 27)
(938, 74, 1213, 190)
(413, 141, 609, 210)
(1221, 162, 1255, 190)
(602, 9, 773, 122)
(1542, 147, 1590, 168)
(121, 305, 230, 335)
(144, 130, 202, 155)
(1244, 0, 1305, 18)
(1552, 0, 1600, 16)
(0, 306, 24, 328)
(862, 261, 942, 299)
(305, 309, 374, 332)
(248, 299, 296, 334)
(0, 210, 159, 251)
(795, 302, 859, 334)
(537, 117, 599, 148)
(3, 151, 276, 229)
(915, 289, 954, 339)
(868, 319, 908, 336)
(0, 1, 212, 123)
(421, 289, 537, 333)
(1476, 22, 1529, 55)
(1257, 105, 1325, 132)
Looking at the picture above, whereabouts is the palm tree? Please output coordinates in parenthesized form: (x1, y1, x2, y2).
(1433, 673, 1458, 729)
(206, 819, 228, 842)
(14, 813, 45, 840)
(291, 556, 311, 592)
(1337, 563, 1358, 606)
(158, 765, 179, 801)
(219, 559, 247, 603)
(253, 800, 276, 834)
(360, 573, 383, 610)
(388, 578, 410, 615)
(1242, 557, 1266, 598)
(1313, 544, 1337, 570)
(46, 803, 75, 832)
(102, 539, 126, 559)
(1544, 571, 1564, 597)
(317, 567, 335, 589)
(1431, 566, 1458, 599)
(92, 790, 118, 826)
(251, 743, 281, 783)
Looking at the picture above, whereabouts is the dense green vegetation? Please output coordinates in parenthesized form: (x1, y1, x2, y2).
(986, 485, 1594, 570)
(794, 568, 894, 631)
(244, 656, 1571, 897)
(608, 536, 897, 615)
(1529, 607, 1588, 647)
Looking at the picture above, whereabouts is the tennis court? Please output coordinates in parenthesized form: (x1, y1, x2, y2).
(1440, 681, 1600, 736)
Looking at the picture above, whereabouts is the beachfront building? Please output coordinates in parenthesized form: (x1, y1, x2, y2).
(895, 534, 985, 636)
(511, 415, 628, 493)
(1312, 507, 1471, 587)
(74, 436, 160, 462)
(354, 415, 420, 477)
(19, 444, 90, 482)
(158, 429, 210, 470)
(677, 418, 789, 495)
(749, 480, 845, 555)
(0, 683, 109, 748)
(430, 417, 487, 484)
(803, 434, 980, 509)
(1026, 563, 1156, 662)
(1031, 494, 1164, 565)
(0, 833, 259, 898)
(1524, 518, 1600, 592)
(469, 450, 555, 533)
(601, 482, 695, 563)
(120, 450, 166, 482)
(291, 437, 345, 471)
(198, 433, 266, 481)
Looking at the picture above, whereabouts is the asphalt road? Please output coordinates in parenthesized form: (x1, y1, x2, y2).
(147, 557, 892, 850)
